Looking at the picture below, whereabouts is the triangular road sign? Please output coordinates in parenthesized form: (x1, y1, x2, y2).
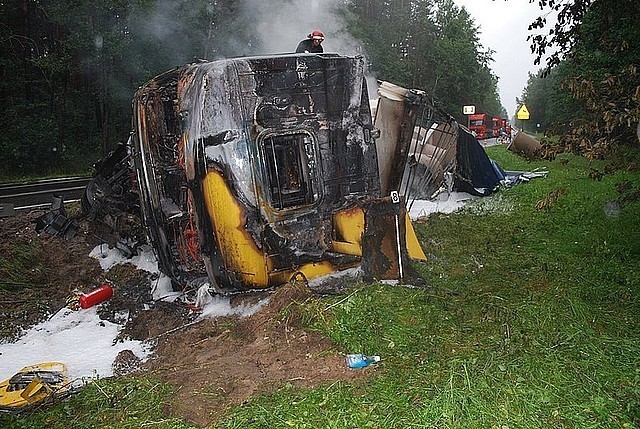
(517, 104, 530, 120)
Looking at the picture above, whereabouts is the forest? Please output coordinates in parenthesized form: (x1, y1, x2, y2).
(519, 0, 639, 159)
(0, 0, 503, 178)
(1, 0, 638, 178)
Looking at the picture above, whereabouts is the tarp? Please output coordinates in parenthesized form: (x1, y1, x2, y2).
(372, 82, 505, 202)
(453, 129, 503, 197)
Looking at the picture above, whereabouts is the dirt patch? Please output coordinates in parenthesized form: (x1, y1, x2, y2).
(0, 207, 104, 339)
(0, 209, 370, 427)
(143, 282, 368, 427)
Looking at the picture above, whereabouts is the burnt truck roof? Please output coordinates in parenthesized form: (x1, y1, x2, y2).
(130, 53, 384, 291)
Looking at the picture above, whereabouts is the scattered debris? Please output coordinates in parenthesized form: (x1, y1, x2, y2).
(0, 362, 74, 414)
(0, 304, 151, 384)
(535, 188, 568, 211)
(500, 168, 549, 187)
(1, 193, 369, 426)
(507, 131, 543, 159)
(66, 284, 114, 310)
(345, 354, 381, 369)
(33, 196, 77, 240)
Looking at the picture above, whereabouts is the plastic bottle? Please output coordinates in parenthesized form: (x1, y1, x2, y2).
(345, 354, 381, 368)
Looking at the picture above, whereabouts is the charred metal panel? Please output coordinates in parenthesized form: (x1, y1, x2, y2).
(374, 83, 407, 197)
(373, 82, 424, 197)
(34, 196, 77, 240)
(129, 54, 384, 291)
(129, 67, 205, 285)
(374, 81, 459, 203)
(361, 197, 410, 282)
(403, 122, 458, 199)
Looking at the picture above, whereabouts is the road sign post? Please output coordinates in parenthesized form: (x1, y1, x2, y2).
(463, 105, 475, 129)
(516, 104, 530, 131)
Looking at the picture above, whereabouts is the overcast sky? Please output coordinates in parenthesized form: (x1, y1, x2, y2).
(221, 0, 550, 117)
(452, 0, 547, 117)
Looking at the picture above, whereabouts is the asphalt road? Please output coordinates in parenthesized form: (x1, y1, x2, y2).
(0, 177, 90, 216)
(0, 136, 505, 218)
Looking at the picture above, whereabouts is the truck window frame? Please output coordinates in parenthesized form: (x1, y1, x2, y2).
(260, 131, 320, 210)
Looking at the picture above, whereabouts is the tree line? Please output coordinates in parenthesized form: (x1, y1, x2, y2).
(0, 0, 508, 178)
(4, 1, 636, 177)
(520, 0, 640, 159)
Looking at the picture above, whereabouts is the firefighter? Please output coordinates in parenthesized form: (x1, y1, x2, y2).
(296, 30, 325, 53)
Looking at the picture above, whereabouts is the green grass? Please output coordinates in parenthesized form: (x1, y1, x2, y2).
(0, 378, 195, 429)
(0, 242, 50, 294)
(4, 146, 640, 428)
(0, 169, 92, 184)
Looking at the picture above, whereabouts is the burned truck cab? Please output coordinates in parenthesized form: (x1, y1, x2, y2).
(131, 53, 421, 292)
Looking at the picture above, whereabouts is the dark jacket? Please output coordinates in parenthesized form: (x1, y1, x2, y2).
(295, 39, 323, 53)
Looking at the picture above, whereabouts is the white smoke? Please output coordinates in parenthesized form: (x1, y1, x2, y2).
(129, 0, 367, 60)
(239, 0, 364, 56)
(241, 0, 379, 98)
(128, 0, 379, 96)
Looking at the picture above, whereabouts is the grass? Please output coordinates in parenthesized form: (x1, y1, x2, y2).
(3, 146, 640, 428)
(0, 240, 54, 339)
(0, 378, 195, 429)
(0, 169, 92, 184)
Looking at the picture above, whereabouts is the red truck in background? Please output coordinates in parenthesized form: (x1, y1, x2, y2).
(492, 116, 502, 138)
(469, 113, 492, 139)
(500, 118, 513, 143)
(469, 113, 510, 140)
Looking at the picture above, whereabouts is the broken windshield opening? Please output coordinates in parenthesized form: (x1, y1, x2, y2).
(261, 132, 318, 210)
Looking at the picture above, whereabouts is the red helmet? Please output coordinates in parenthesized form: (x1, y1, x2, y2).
(308, 30, 325, 40)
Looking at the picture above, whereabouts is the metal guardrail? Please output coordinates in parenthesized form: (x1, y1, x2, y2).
(0, 177, 90, 215)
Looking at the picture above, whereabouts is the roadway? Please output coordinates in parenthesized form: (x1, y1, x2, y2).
(0, 135, 505, 218)
(477, 136, 505, 147)
(0, 177, 90, 217)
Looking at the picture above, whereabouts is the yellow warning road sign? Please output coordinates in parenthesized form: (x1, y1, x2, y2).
(517, 104, 530, 120)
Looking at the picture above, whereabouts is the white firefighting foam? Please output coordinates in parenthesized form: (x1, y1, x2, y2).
(0, 192, 473, 383)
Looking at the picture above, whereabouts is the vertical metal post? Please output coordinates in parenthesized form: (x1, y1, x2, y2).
(394, 213, 404, 282)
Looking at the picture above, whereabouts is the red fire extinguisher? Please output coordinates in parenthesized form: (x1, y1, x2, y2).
(79, 284, 113, 309)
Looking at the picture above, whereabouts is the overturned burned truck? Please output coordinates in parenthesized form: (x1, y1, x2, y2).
(84, 52, 509, 293)
(85, 53, 433, 292)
